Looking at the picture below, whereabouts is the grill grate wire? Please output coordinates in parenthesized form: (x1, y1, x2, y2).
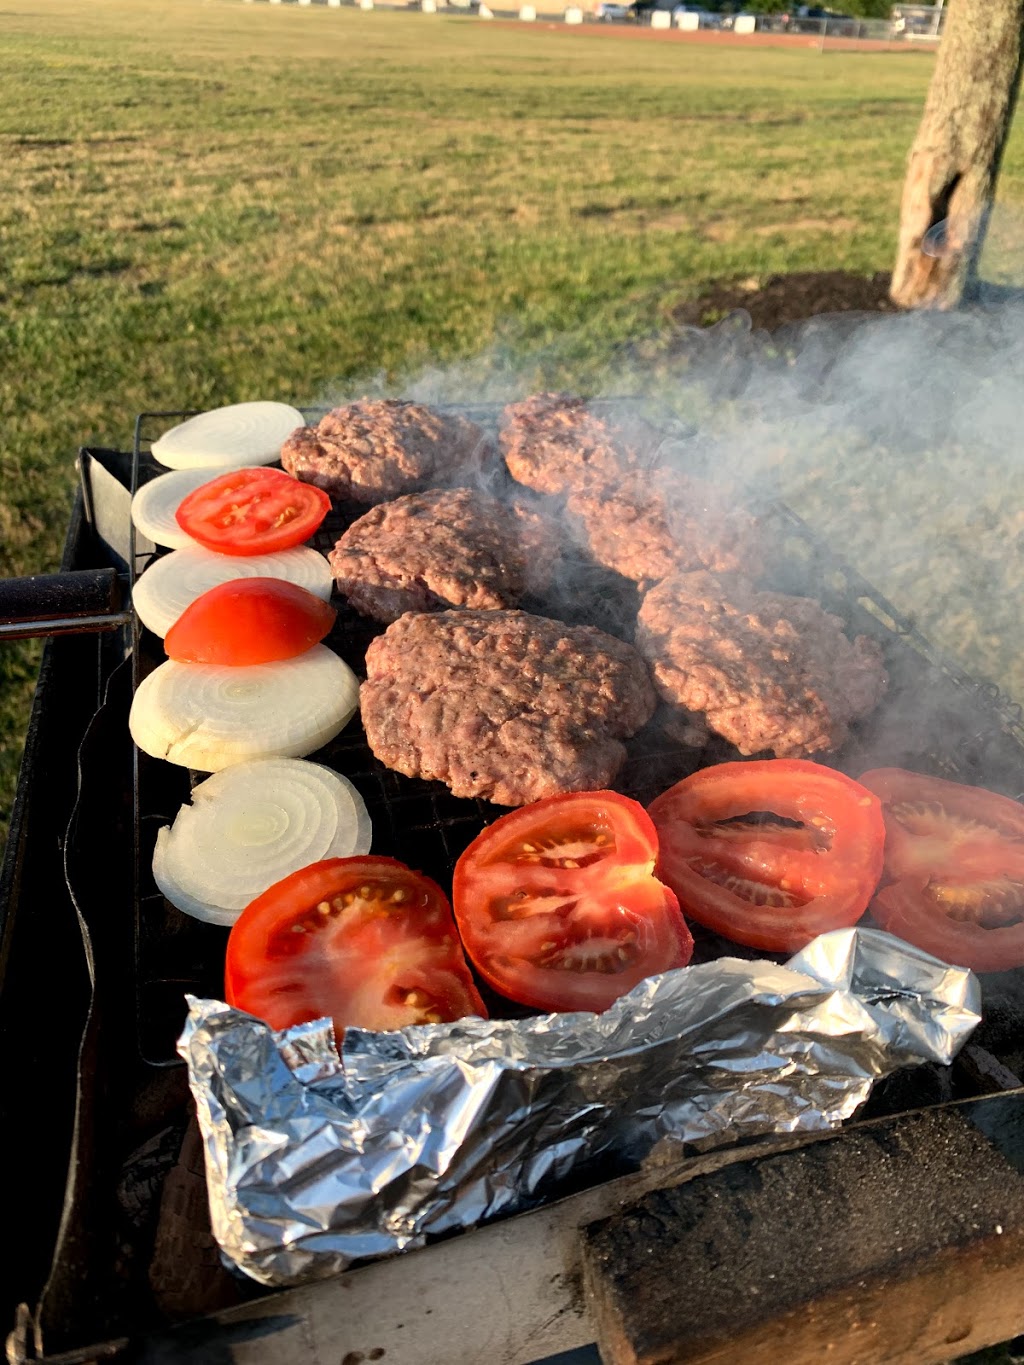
(126, 407, 1024, 1067)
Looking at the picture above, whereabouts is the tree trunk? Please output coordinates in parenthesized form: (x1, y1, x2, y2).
(890, 0, 1024, 309)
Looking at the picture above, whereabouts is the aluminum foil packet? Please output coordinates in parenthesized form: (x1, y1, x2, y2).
(180, 927, 980, 1287)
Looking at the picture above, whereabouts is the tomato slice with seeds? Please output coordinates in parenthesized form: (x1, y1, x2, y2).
(452, 791, 692, 1014)
(648, 759, 885, 953)
(859, 768, 1024, 972)
(176, 467, 330, 556)
(165, 578, 336, 665)
(225, 857, 487, 1036)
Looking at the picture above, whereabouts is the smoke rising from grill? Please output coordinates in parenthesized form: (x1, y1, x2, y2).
(311, 295, 1024, 788)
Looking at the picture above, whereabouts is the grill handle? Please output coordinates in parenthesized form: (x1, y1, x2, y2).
(0, 568, 132, 641)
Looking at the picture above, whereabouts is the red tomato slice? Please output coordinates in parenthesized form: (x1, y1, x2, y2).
(176, 467, 330, 555)
(164, 578, 336, 665)
(452, 791, 692, 1014)
(648, 759, 885, 953)
(859, 768, 1024, 972)
(225, 857, 487, 1036)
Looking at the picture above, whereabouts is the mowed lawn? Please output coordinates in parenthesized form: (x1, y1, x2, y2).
(2, 0, 1023, 843)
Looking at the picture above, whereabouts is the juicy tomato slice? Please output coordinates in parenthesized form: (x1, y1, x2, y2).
(648, 759, 885, 953)
(164, 578, 336, 665)
(176, 467, 330, 556)
(859, 768, 1024, 972)
(451, 791, 693, 1014)
(225, 857, 487, 1037)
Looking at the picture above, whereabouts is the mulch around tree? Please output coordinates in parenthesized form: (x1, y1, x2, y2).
(670, 269, 900, 333)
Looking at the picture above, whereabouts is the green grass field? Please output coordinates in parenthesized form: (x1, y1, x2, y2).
(4, 0, 1024, 850)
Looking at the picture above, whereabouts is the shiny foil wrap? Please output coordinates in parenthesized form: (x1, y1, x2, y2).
(180, 927, 980, 1287)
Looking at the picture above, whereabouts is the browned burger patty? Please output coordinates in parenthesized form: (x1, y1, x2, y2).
(635, 571, 887, 758)
(328, 487, 558, 624)
(499, 393, 664, 497)
(361, 610, 657, 806)
(281, 399, 487, 504)
(567, 471, 763, 587)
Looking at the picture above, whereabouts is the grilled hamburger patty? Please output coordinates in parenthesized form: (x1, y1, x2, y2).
(499, 393, 664, 496)
(567, 471, 763, 587)
(281, 399, 487, 504)
(329, 487, 557, 623)
(361, 610, 657, 806)
(635, 571, 887, 758)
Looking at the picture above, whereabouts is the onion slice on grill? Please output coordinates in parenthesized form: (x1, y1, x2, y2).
(131, 468, 226, 550)
(151, 402, 304, 470)
(132, 543, 333, 637)
(152, 758, 372, 925)
(129, 645, 359, 771)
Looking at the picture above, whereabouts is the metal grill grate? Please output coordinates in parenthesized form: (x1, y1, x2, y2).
(125, 407, 1024, 1066)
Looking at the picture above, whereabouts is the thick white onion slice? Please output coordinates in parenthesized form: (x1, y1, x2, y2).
(129, 646, 359, 771)
(151, 401, 305, 470)
(152, 758, 372, 925)
(131, 467, 225, 550)
(132, 544, 333, 637)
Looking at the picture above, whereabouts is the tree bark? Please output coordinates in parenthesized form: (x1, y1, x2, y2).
(890, 0, 1024, 309)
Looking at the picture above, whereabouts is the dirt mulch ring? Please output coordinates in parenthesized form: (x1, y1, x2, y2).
(670, 270, 900, 333)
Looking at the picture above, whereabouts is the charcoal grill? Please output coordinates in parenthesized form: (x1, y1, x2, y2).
(5, 407, 1024, 1365)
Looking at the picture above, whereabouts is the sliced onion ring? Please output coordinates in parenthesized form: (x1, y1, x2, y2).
(151, 401, 304, 470)
(129, 645, 359, 771)
(131, 467, 228, 550)
(152, 758, 372, 925)
(132, 543, 334, 638)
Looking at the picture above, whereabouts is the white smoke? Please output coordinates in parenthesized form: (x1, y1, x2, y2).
(309, 262, 1024, 766)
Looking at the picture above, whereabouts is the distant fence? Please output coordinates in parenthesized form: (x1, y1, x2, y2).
(241, 0, 945, 43)
(716, 13, 942, 40)
(625, 9, 943, 39)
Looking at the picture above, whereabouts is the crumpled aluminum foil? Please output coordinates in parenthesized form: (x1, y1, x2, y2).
(180, 927, 980, 1287)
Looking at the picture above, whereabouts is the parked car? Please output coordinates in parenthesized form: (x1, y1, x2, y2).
(789, 4, 857, 31)
(595, 1, 631, 17)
